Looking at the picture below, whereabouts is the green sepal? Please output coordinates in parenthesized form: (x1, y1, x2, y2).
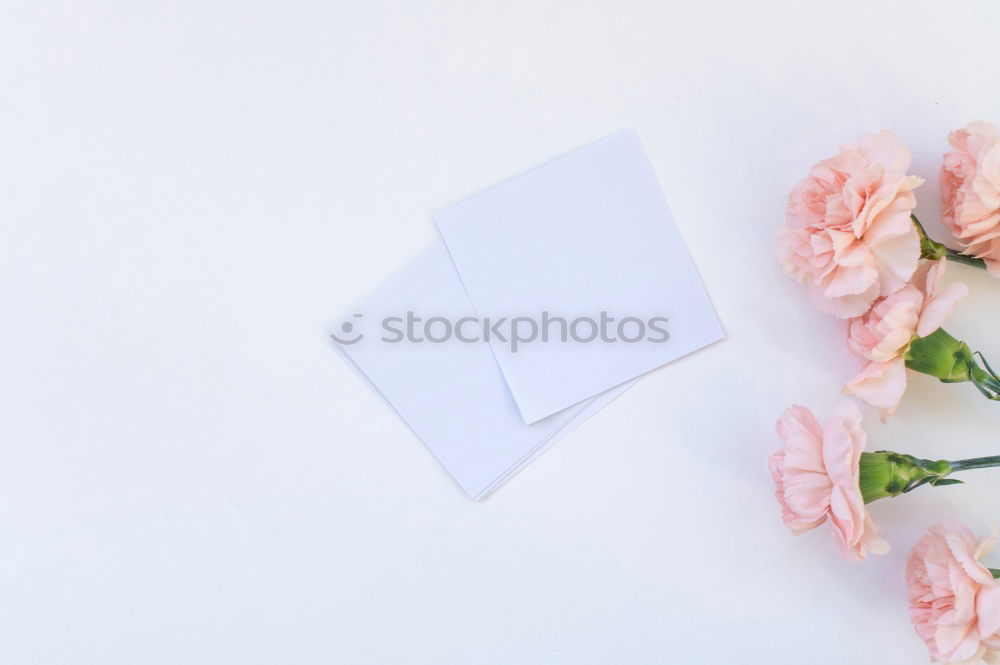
(905, 328, 974, 383)
(913, 214, 948, 260)
(859, 451, 955, 504)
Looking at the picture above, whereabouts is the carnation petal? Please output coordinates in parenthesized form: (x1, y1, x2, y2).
(977, 583, 1000, 644)
(823, 401, 866, 478)
(870, 225, 921, 296)
(941, 121, 1000, 273)
(809, 281, 879, 319)
(828, 486, 868, 561)
(859, 130, 913, 173)
(769, 452, 829, 535)
(843, 358, 907, 419)
(918, 282, 968, 338)
(776, 228, 815, 282)
(974, 143, 1000, 209)
(860, 512, 889, 556)
(828, 229, 869, 267)
(776, 405, 826, 474)
(823, 262, 879, 298)
(936, 623, 985, 664)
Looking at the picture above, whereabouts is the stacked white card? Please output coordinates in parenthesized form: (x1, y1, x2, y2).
(332, 129, 723, 499)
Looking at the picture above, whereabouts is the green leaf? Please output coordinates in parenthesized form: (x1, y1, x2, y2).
(929, 478, 964, 487)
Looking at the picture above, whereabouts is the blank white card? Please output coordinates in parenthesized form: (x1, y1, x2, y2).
(332, 241, 632, 499)
(436, 129, 724, 424)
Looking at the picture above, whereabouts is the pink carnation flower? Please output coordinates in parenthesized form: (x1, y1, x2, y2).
(941, 121, 1000, 276)
(779, 131, 924, 318)
(768, 401, 888, 561)
(907, 522, 1000, 664)
(844, 259, 967, 418)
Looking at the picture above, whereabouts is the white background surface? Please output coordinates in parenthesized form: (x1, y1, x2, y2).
(3, 1, 1000, 663)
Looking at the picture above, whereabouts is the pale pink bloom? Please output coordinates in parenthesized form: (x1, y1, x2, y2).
(768, 402, 889, 561)
(906, 522, 1000, 664)
(778, 131, 924, 318)
(844, 259, 967, 418)
(941, 121, 1000, 276)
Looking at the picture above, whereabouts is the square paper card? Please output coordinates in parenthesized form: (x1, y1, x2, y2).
(332, 240, 632, 499)
(435, 129, 724, 424)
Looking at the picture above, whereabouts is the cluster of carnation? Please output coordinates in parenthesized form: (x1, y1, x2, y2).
(772, 124, 1000, 663)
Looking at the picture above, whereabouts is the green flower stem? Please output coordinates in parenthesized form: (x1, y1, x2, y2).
(912, 214, 988, 270)
(992, 569, 1000, 580)
(948, 455, 1000, 472)
(946, 248, 989, 269)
